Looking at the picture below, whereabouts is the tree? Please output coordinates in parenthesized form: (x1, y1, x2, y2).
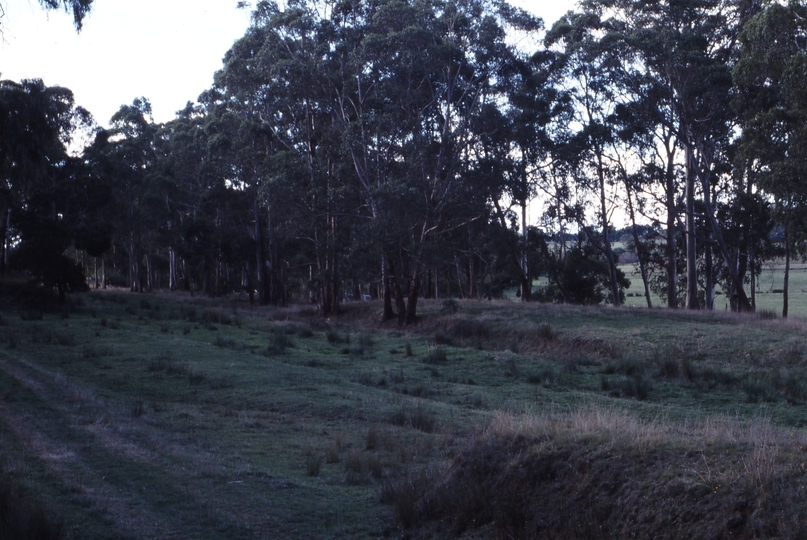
(87, 98, 161, 292)
(577, 0, 754, 311)
(0, 79, 98, 300)
(1, 0, 93, 31)
(734, 1, 807, 318)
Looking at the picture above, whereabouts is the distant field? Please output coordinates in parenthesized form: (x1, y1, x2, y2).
(622, 260, 807, 317)
(3, 292, 807, 538)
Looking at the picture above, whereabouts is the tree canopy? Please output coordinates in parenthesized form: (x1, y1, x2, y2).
(3, 0, 807, 319)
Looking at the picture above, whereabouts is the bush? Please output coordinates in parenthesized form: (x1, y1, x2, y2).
(440, 299, 459, 315)
(266, 329, 295, 355)
(527, 365, 562, 386)
(601, 374, 653, 401)
(536, 323, 556, 342)
(366, 427, 379, 450)
(449, 318, 491, 340)
(389, 407, 408, 427)
(306, 454, 322, 477)
(432, 330, 454, 346)
(327, 330, 350, 344)
(410, 405, 437, 433)
(424, 346, 447, 364)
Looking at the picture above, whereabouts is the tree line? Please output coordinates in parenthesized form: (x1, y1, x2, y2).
(2, 0, 806, 320)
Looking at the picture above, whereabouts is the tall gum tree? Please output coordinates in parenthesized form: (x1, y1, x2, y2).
(585, 0, 754, 311)
(734, 1, 807, 318)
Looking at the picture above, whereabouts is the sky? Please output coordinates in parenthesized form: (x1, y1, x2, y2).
(0, 0, 577, 128)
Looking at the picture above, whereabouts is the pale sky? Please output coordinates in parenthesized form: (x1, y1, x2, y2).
(0, 0, 576, 128)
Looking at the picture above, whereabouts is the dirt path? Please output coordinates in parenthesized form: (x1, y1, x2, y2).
(0, 351, 186, 539)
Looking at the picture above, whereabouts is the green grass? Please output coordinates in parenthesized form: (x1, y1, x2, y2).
(2, 291, 807, 538)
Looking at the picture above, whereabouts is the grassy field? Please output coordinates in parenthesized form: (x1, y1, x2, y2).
(621, 260, 807, 316)
(2, 291, 807, 538)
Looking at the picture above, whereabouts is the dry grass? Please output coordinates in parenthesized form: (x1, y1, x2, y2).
(390, 409, 807, 537)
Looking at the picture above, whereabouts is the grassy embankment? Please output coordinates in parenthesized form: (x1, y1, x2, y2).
(1, 291, 807, 538)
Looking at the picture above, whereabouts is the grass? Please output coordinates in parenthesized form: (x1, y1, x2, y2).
(4, 291, 807, 537)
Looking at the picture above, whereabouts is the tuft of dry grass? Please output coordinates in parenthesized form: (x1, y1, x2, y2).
(387, 409, 807, 537)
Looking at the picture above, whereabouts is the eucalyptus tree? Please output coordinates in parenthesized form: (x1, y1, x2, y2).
(210, 0, 360, 312)
(546, 10, 631, 306)
(86, 98, 161, 292)
(326, 0, 545, 322)
(490, 40, 566, 302)
(734, 1, 807, 317)
(0, 0, 93, 31)
(574, 0, 754, 311)
(0, 78, 97, 297)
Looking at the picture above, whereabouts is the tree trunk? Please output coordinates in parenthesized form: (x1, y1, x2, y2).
(783, 221, 790, 319)
(454, 254, 465, 299)
(405, 270, 420, 325)
(254, 198, 267, 305)
(146, 248, 154, 292)
(129, 233, 140, 293)
(699, 170, 752, 312)
(1, 206, 8, 279)
(382, 254, 394, 321)
(626, 185, 652, 308)
(597, 155, 621, 307)
(684, 144, 699, 309)
(703, 178, 714, 310)
(520, 201, 531, 302)
(750, 248, 756, 312)
(665, 156, 678, 309)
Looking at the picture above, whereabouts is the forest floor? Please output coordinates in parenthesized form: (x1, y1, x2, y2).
(2, 290, 807, 538)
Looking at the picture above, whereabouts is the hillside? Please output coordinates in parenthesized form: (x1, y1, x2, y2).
(1, 292, 807, 538)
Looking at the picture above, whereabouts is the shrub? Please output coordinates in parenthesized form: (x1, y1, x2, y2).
(742, 377, 778, 403)
(602, 357, 646, 377)
(424, 346, 447, 364)
(388, 369, 405, 384)
(214, 336, 237, 348)
(527, 366, 562, 386)
(659, 357, 679, 379)
(266, 329, 295, 355)
(601, 374, 653, 401)
(367, 455, 383, 479)
(306, 454, 322, 477)
(380, 474, 426, 530)
(326, 434, 342, 463)
(410, 405, 437, 433)
(440, 299, 459, 316)
(389, 407, 409, 427)
(536, 323, 556, 342)
(186, 370, 206, 385)
(758, 309, 778, 320)
(298, 327, 315, 338)
(449, 318, 491, 340)
(366, 427, 379, 450)
(356, 372, 375, 386)
(55, 333, 76, 346)
(344, 449, 365, 475)
(131, 399, 146, 418)
(504, 357, 520, 378)
(432, 330, 454, 346)
(327, 330, 350, 344)
(20, 310, 44, 321)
